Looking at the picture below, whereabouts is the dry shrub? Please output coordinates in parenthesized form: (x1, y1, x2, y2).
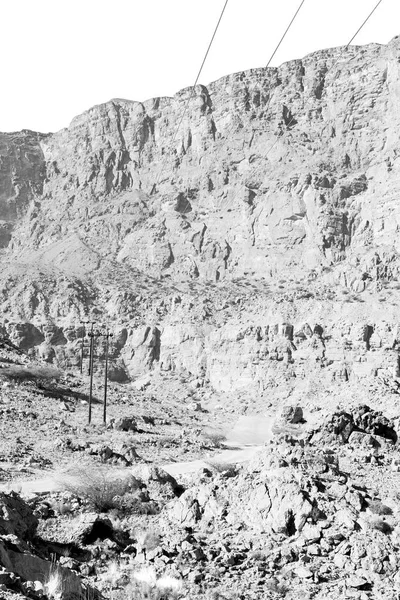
(201, 428, 227, 448)
(102, 565, 184, 600)
(370, 518, 393, 534)
(130, 568, 183, 600)
(134, 527, 162, 552)
(45, 568, 64, 600)
(0, 364, 61, 382)
(265, 578, 288, 597)
(367, 500, 393, 516)
(205, 590, 240, 600)
(60, 466, 139, 512)
(44, 565, 83, 600)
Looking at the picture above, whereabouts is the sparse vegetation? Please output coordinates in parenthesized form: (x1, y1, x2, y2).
(60, 466, 139, 512)
(44, 565, 82, 600)
(0, 364, 62, 382)
(131, 567, 183, 599)
(201, 428, 227, 448)
(370, 518, 393, 534)
(44, 568, 64, 600)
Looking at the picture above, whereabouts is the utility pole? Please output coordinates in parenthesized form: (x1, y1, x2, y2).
(88, 327, 99, 424)
(79, 320, 89, 374)
(103, 329, 113, 424)
(88, 321, 95, 376)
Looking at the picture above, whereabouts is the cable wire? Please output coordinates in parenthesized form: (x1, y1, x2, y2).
(184, 0, 307, 214)
(228, 0, 385, 207)
(151, 0, 229, 195)
(346, 0, 383, 47)
(266, 0, 306, 68)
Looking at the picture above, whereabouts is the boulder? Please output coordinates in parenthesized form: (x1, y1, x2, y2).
(0, 537, 90, 600)
(353, 406, 397, 443)
(115, 443, 141, 463)
(64, 513, 115, 546)
(132, 466, 183, 501)
(132, 375, 151, 391)
(278, 405, 303, 424)
(111, 416, 137, 432)
(164, 464, 315, 536)
(166, 490, 202, 528)
(0, 492, 38, 540)
(348, 431, 381, 448)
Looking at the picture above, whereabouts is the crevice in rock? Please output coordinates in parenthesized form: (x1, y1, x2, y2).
(363, 325, 374, 350)
(286, 510, 296, 536)
(282, 105, 298, 129)
(175, 193, 192, 214)
(314, 66, 328, 99)
(112, 102, 127, 150)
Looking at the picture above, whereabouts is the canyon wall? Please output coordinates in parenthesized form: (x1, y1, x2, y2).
(1, 37, 400, 396)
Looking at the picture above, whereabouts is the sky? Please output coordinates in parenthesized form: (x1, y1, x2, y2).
(0, 0, 398, 133)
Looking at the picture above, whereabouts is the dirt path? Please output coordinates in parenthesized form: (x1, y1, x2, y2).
(1, 416, 277, 495)
(1, 445, 265, 495)
(163, 444, 264, 476)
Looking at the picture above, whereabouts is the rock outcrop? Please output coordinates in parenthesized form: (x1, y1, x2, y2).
(0, 492, 91, 600)
(1, 36, 400, 395)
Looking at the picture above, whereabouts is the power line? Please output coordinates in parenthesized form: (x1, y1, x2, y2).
(182, 0, 307, 215)
(193, 0, 230, 89)
(263, 0, 385, 162)
(222, 0, 385, 212)
(151, 0, 230, 196)
(266, 0, 306, 68)
(347, 0, 383, 47)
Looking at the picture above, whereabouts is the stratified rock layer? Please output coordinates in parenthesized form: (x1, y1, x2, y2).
(1, 36, 400, 395)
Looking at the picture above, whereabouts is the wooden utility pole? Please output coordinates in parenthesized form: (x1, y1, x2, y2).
(103, 329, 113, 424)
(88, 327, 99, 424)
(79, 320, 89, 374)
(87, 321, 95, 376)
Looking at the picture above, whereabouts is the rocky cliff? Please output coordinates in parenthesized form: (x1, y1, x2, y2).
(1, 36, 400, 400)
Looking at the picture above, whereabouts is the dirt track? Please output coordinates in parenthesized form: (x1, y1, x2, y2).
(1, 416, 278, 495)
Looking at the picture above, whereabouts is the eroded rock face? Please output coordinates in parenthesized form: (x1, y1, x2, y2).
(277, 405, 304, 425)
(0, 493, 87, 600)
(0, 492, 38, 539)
(2, 314, 400, 397)
(2, 38, 400, 394)
(163, 448, 325, 535)
(0, 37, 399, 282)
(0, 539, 84, 600)
(0, 131, 46, 248)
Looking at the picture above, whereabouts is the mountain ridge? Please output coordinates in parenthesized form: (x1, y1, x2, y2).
(0, 35, 400, 395)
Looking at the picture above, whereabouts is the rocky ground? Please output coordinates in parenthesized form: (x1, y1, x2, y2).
(0, 337, 238, 485)
(1, 32, 400, 600)
(1, 335, 400, 600)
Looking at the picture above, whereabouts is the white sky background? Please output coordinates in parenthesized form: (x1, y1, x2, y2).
(0, 0, 398, 133)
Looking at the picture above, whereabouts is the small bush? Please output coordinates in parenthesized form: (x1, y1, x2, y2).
(135, 527, 162, 552)
(45, 568, 64, 600)
(201, 428, 227, 448)
(130, 568, 183, 600)
(367, 500, 393, 516)
(156, 436, 179, 450)
(370, 518, 393, 534)
(44, 565, 82, 600)
(60, 466, 139, 512)
(265, 578, 288, 597)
